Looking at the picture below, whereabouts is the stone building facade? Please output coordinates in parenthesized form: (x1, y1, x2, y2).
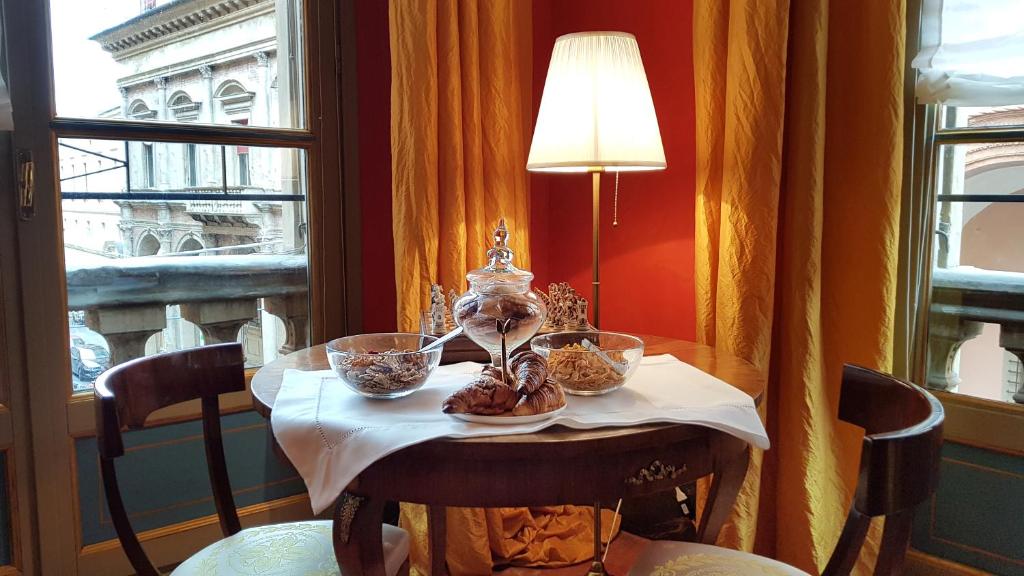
(61, 0, 305, 377)
(62, 0, 300, 259)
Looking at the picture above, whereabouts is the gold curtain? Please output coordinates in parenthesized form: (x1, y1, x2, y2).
(390, 2, 610, 574)
(390, 0, 533, 333)
(694, 1, 904, 574)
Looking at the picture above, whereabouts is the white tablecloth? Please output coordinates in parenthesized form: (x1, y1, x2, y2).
(271, 354, 770, 513)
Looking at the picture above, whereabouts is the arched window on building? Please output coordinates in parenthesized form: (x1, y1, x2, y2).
(214, 80, 254, 117)
(168, 91, 201, 122)
(214, 81, 255, 188)
(136, 233, 161, 256)
(128, 99, 156, 120)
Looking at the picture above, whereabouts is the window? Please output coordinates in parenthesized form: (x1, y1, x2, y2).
(169, 92, 201, 122)
(238, 151, 251, 186)
(6, 0, 347, 566)
(185, 143, 198, 186)
(50, 0, 313, 392)
(142, 143, 154, 188)
(233, 119, 251, 186)
(914, 1, 1024, 405)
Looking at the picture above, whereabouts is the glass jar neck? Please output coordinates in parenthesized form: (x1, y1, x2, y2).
(468, 278, 531, 295)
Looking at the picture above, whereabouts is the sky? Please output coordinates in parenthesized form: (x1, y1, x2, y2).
(49, 0, 147, 117)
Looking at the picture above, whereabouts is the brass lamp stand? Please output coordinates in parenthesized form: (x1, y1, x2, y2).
(591, 171, 601, 329)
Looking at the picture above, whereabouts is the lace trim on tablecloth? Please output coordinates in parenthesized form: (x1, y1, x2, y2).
(314, 377, 389, 450)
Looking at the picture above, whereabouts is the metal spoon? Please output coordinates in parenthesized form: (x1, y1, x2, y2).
(582, 338, 629, 375)
(418, 325, 464, 352)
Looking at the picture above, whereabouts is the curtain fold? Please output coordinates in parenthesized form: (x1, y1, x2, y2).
(391, 0, 532, 333)
(694, 1, 905, 574)
(912, 0, 1024, 105)
(390, 2, 605, 574)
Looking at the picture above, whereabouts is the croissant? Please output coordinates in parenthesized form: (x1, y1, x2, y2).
(481, 365, 504, 382)
(442, 374, 519, 415)
(512, 380, 566, 416)
(509, 351, 547, 394)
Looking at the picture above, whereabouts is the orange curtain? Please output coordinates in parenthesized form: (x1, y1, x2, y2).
(694, 1, 905, 574)
(390, 0, 533, 333)
(390, 2, 614, 574)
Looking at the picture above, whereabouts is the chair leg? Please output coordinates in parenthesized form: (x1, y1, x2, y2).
(822, 508, 870, 576)
(697, 437, 749, 545)
(873, 510, 914, 576)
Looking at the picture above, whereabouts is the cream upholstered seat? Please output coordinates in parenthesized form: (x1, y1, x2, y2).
(629, 541, 809, 576)
(172, 521, 410, 576)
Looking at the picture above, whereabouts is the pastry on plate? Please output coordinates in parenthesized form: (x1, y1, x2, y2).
(442, 373, 518, 415)
(512, 380, 566, 416)
(509, 351, 547, 395)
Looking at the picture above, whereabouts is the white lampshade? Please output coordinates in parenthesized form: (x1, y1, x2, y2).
(527, 31, 666, 173)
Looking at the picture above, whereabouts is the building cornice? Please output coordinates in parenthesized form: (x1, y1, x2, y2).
(90, 0, 271, 57)
(116, 39, 275, 90)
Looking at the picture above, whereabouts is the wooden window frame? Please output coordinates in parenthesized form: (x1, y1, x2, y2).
(1, 0, 365, 570)
(51, 0, 366, 426)
(907, 0, 1024, 456)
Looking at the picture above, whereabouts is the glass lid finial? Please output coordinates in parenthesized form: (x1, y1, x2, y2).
(485, 218, 515, 271)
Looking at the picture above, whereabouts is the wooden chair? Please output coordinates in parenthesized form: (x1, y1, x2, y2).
(95, 343, 410, 576)
(628, 364, 944, 576)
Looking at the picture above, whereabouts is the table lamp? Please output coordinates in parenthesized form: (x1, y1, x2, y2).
(527, 31, 666, 328)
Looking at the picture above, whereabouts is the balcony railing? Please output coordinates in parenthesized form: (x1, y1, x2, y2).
(929, 266, 1024, 403)
(66, 254, 308, 366)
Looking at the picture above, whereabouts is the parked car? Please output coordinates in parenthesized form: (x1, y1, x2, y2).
(70, 344, 109, 382)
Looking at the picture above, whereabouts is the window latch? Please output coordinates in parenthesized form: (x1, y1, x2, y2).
(17, 149, 34, 221)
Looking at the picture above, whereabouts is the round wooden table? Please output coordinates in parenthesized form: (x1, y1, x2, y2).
(252, 335, 764, 576)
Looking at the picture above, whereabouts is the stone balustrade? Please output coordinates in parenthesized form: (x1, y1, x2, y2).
(67, 254, 308, 366)
(929, 266, 1024, 402)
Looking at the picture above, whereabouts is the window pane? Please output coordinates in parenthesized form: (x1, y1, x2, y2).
(927, 142, 1024, 404)
(60, 138, 310, 393)
(50, 0, 305, 129)
(941, 105, 1024, 129)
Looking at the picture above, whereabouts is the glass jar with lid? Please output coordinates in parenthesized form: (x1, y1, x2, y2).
(453, 220, 547, 367)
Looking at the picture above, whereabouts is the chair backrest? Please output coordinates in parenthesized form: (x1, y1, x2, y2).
(94, 343, 245, 576)
(823, 364, 944, 576)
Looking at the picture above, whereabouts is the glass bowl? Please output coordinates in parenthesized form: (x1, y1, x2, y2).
(326, 333, 443, 399)
(531, 331, 644, 396)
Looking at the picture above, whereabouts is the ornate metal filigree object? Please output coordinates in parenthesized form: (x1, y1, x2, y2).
(334, 492, 365, 544)
(625, 460, 686, 486)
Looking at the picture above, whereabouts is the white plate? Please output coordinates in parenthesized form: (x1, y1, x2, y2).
(449, 405, 565, 425)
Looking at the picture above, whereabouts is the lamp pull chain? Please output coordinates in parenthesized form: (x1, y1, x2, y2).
(612, 171, 620, 227)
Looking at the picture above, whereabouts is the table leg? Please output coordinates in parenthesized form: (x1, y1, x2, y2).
(333, 492, 387, 576)
(428, 505, 448, 576)
(697, 437, 750, 545)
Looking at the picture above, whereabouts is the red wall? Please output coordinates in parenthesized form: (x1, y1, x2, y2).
(530, 0, 697, 340)
(354, 0, 697, 339)
(354, 0, 397, 333)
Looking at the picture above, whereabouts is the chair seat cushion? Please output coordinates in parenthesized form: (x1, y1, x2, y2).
(628, 541, 810, 576)
(171, 521, 409, 576)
